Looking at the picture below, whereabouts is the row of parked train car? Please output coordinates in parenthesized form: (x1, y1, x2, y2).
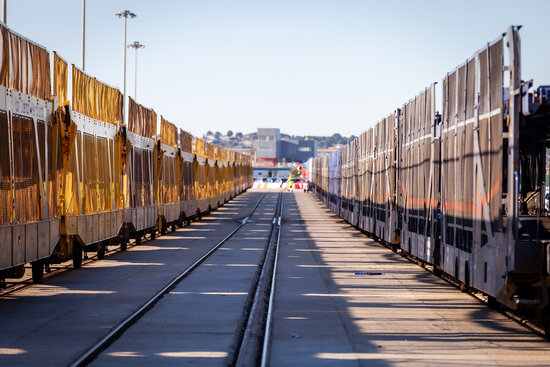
(0, 24, 253, 284)
(309, 26, 550, 333)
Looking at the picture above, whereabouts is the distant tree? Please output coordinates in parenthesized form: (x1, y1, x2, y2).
(215, 131, 221, 139)
(227, 130, 233, 137)
(235, 132, 243, 138)
(289, 167, 299, 178)
(206, 130, 214, 136)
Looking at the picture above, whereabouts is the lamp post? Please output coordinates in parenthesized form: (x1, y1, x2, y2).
(2, 0, 6, 23)
(127, 41, 145, 100)
(81, 0, 85, 70)
(115, 10, 136, 124)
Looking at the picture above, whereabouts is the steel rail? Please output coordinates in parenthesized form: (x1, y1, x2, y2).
(260, 196, 283, 367)
(68, 192, 267, 367)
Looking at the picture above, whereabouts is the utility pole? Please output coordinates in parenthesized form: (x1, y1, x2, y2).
(115, 10, 137, 124)
(127, 41, 145, 100)
(81, 0, 85, 70)
(2, 0, 6, 24)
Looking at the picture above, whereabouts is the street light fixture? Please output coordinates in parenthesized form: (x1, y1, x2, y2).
(127, 41, 145, 100)
(115, 10, 137, 124)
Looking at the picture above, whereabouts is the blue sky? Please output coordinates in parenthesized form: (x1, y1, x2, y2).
(7, 0, 550, 137)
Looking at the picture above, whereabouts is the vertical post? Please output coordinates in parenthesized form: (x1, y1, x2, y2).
(122, 15, 127, 124)
(116, 11, 136, 125)
(128, 42, 144, 101)
(81, 0, 85, 70)
(134, 46, 138, 99)
(2, 0, 6, 24)
(506, 26, 521, 268)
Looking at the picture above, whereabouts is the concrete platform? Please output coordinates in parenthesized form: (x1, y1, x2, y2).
(269, 191, 550, 366)
(0, 192, 263, 367)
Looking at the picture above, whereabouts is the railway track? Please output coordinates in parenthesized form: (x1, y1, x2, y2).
(68, 192, 272, 367)
(232, 192, 283, 367)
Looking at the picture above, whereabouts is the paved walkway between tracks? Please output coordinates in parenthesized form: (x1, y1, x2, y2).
(269, 191, 550, 367)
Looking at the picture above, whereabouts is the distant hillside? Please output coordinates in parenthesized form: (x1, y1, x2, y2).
(202, 130, 356, 150)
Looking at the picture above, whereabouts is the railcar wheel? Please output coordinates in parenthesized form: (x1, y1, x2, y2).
(178, 220, 183, 229)
(171, 223, 176, 232)
(459, 282, 469, 293)
(135, 235, 141, 245)
(151, 231, 156, 240)
(121, 241, 127, 252)
(186, 218, 191, 226)
(31, 260, 44, 284)
(73, 244, 83, 269)
(97, 243, 106, 259)
(161, 225, 166, 235)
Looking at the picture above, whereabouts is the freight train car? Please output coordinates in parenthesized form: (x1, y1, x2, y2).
(122, 97, 157, 246)
(0, 26, 59, 283)
(311, 26, 550, 332)
(0, 23, 253, 284)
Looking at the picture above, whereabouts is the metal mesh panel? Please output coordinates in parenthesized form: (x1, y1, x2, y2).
(466, 59, 476, 119)
(449, 72, 457, 126)
(206, 143, 215, 161)
(37, 120, 46, 216)
(162, 156, 178, 204)
(83, 133, 98, 214)
(479, 49, 489, 115)
(465, 124, 474, 223)
(457, 65, 466, 122)
(144, 149, 153, 207)
(0, 110, 11, 224)
(489, 40, 503, 108)
(194, 160, 206, 199)
(12, 114, 40, 222)
(72, 66, 123, 125)
(160, 117, 177, 147)
(127, 145, 153, 208)
(180, 130, 193, 153)
(97, 137, 111, 211)
(128, 97, 157, 138)
(2, 26, 51, 100)
(65, 131, 81, 215)
(442, 77, 448, 125)
(53, 52, 68, 106)
(181, 161, 193, 201)
(490, 114, 502, 231)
